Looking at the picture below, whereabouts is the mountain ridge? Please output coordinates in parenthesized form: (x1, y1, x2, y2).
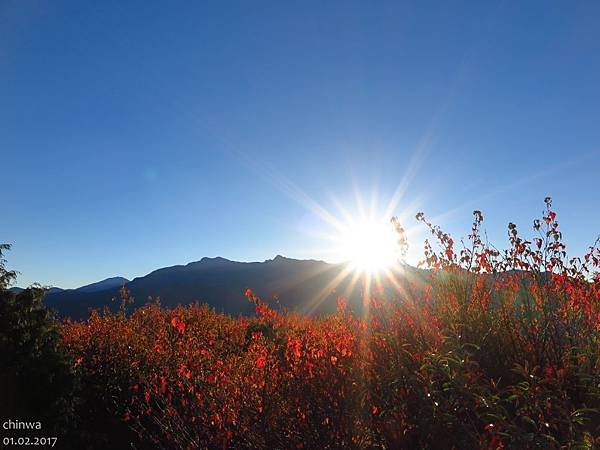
(42, 255, 426, 320)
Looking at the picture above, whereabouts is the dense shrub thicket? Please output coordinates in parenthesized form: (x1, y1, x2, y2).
(0, 245, 78, 440)
(59, 199, 600, 449)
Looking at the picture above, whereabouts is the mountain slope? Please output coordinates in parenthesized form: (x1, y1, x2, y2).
(44, 256, 426, 319)
(76, 276, 129, 293)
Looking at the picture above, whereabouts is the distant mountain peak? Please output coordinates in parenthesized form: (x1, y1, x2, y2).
(76, 276, 129, 293)
(182, 257, 237, 271)
(199, 256, 231, 263)
(190, 256, 236, 267)
(9, 286, 63, 294)
(268, 255, 328, 265)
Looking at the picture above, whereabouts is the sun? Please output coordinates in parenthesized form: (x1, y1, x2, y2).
(338, 219, 400, 273)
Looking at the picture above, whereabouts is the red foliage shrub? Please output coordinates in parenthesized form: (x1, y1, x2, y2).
(60, 199, 600, 449)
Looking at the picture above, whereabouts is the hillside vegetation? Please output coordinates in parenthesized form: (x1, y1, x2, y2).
(2, 198, 599, 449)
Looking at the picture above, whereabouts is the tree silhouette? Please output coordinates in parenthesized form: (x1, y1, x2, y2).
(0, 243, 17, 289)
(0, 243, 78, 445)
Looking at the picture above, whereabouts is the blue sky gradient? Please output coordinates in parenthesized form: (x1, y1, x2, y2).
(2, 1, 599, 288)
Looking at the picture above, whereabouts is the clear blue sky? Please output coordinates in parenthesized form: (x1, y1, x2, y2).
(2, 1, 599, 288)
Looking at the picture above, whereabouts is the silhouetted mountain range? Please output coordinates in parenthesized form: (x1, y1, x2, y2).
(9, 286, 64, 295)
(10, 277, 128, 296)
(41, 256, 426, 320)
